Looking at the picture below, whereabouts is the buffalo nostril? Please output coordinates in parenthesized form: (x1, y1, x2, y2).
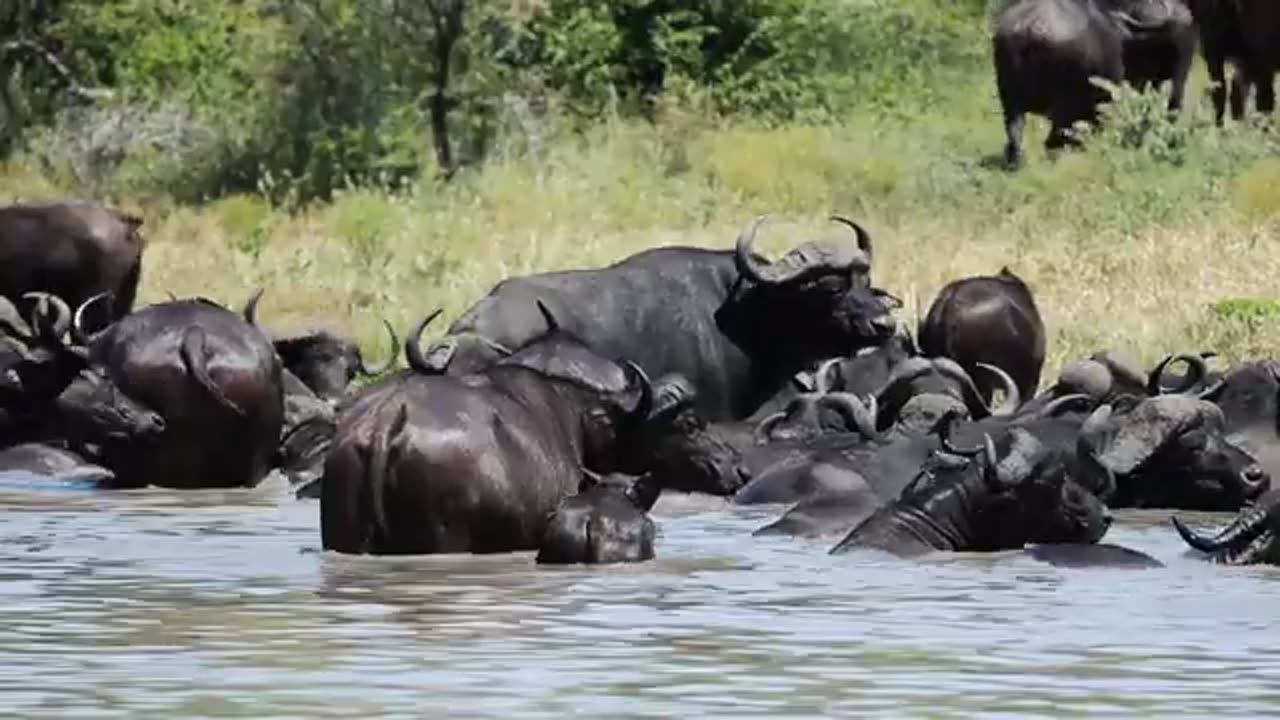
(1102, 510, 1114, 528)
(735, 465, 753, 484)
(1242, 465, 1269, 492)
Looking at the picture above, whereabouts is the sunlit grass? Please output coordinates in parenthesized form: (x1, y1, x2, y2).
(3, 73, 1279, 392)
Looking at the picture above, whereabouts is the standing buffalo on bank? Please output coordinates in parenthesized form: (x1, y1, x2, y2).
(918, 267, 1045, 407)
(1187, 0, 1279, 123)
(993, 0, 1196, 167)
(0, 202, 146, 327)
(417, 216, 898, 422)
(74, 294, 284, 489)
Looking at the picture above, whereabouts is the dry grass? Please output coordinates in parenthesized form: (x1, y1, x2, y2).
(3, 75, 1280, 393)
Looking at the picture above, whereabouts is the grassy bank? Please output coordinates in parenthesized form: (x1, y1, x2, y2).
(3, 68, 1280, 388)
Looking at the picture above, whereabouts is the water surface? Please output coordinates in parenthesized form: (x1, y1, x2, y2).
(1, 480, 1276, 718)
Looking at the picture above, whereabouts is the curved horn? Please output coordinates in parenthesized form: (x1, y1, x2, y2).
(933, 358, 997, 419)
(536, 300, 559, 334)
(817, 392, 880, 440)
(1147, 353, 1209, 395)
(0, 296, 32, 338)
(754, 412, 788, 445)
(1171, 510, 1265, 553)
(622, 360, 654, 422)
(241, 287, 265, 327)
(828, 215, 873, 259)
(874, 356, 934, 429)
(404, 309, 444, 373)
(358, 319, 399, 376)
(1035, 393, 1092, 419)
(975, 362, 1021, 415)
(733, 214, 774, 285)
(814, 357, 843, 394)
(71, 292, 113, 347)
(22, 292, 72, 340)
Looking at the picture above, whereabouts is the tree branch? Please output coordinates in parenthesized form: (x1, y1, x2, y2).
(1, 36, 115, 104)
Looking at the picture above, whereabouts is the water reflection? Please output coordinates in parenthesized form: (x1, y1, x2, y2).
(0, 479, 1278, 717)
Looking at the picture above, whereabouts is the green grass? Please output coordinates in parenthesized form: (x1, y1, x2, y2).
(2, 66, 1279, 391)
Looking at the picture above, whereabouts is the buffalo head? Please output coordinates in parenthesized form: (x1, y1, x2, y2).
(725, 215, 898, 361)
(932, 418, 1112, 548)
(56, 367, 167, 445)
(638, 373, 747, 496)
(1081, 395, 1269, 510)
(873, 356, 1021, 429)
(242, 288, 397, 399)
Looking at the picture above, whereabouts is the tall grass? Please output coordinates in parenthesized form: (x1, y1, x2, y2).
(2, 67, 1279, 390)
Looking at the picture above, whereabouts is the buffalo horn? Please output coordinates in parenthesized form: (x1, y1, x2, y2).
(358, 319, 399, 376)
(622, 360, 654, 422)
(242, 287, 265, 327)
(814, 357, 844, 394)
(816, 392, 880, 440)
(1146, 352, 1209, 395)
(71, 292, 114, 347)
(754, 411, 789, 445)
(1035, 393, 1092, 419)
(404, 309, 444, 373)
(0, 296, 32, 338)
(22, 292, 72, 341)
(828, 215, 873, 260)
(975, 362, 1022, 415)
(1171, 507, 1266, 554)
(733, 214, 775, 285)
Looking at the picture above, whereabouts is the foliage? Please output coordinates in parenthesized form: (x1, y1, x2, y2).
(2, 0, 992, 202)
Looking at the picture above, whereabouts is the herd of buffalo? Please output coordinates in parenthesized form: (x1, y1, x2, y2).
(2, 200, 1279, 569)
(994, 0, 1278, 166)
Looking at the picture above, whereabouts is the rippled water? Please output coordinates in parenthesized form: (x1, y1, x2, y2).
(1, 477, 1278, 718)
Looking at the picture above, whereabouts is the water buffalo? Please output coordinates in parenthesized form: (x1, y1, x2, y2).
(321, 309, 667, 555)
(0, 202, 145, 326)
(73, 294, 283, 489)
(829, 424, 1111, 557)
(1080, 394, 1269, 510)
(241, 289, 397, 401)
(419, 215, 898, 422)
(870, 356, 1021, 430)
(1194, 361, 1280, 485)
(1172, 489, 1280, 565)
(1021, 349, 1212, 413)
(0, 294, 166, 454)
(918, 268, 1045, 405)
(1187, 0, 1279, 123)
(993, 0, 1196, 167)
(750, 393, 1098, 536)
(536, 472, 661, 565)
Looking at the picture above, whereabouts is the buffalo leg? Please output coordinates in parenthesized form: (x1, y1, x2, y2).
(1003, 110, 1026, 169)
(1229, 67, 1249, 122)
(1207, 58, 1229, 125)
(1257, 68, 1276, 116)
